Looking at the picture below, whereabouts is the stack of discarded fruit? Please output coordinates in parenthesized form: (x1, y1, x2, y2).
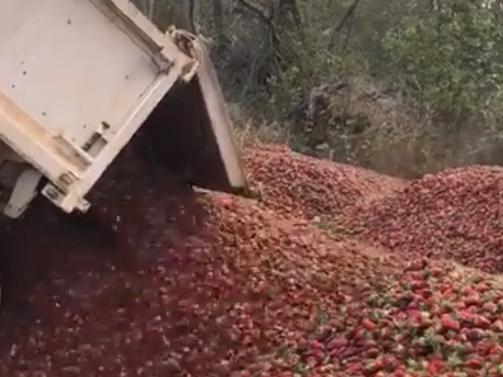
(0, 145, 502, 377)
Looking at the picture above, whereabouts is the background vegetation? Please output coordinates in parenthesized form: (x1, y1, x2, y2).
(134, 0, 503, 177)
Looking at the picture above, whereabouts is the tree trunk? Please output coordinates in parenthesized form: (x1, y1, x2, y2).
(147, 0, 155, 20)
(279, 0, 302, 26)
(212, 0, 225, 39)
(171, 0, 196, 31)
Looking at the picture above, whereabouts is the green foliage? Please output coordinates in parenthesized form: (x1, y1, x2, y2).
(142, 0, 503, 174)
(255, 0, 369, 118)
(265, 31, 366, 119)
(382, 0, 503, 123)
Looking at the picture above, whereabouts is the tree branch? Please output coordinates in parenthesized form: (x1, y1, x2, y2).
(279, 0, 302, 27)
(235, 0, 282, 48)
(212, 0, 225, 39)
(181, 0, 196, 32)
(335, 0, 362, 32)
(329, 0, 361, 49)
(147, 0, 155, 20)
(235, 0, 272, 24)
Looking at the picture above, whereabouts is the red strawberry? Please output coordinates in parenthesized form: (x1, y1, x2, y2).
(427, 357, 444, 375)
(362, 318, 377, 331)
(465, 294, 481, 306)
(465, 357, 483, 369)
(440, 314, 460, 331)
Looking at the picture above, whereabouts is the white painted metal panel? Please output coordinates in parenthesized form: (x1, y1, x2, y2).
(0, 0, 197, 216)
(0, 0, 163, 147)
(184, 33, 247, 191)
(0, 0, 248, 217)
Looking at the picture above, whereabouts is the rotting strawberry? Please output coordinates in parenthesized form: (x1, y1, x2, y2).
(0, 144, 502, 377)
(440, 314, 461, 332)
(349, 165, 503, 273)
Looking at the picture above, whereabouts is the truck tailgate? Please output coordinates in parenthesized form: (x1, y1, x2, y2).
(0, 0, 195, 213)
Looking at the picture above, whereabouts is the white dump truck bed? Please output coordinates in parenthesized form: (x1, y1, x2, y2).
(0, 0, 246, 218)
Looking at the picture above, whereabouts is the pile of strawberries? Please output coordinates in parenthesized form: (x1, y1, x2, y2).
(353, 166, 503, 273)
(258, 258, 503, 377)
(243, 145, 404, 221)
(0, 184, 397, 376)
(0, 144, 502, 377)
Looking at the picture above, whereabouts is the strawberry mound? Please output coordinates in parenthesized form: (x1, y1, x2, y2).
(351, 166, 503, 273)
(0, 185, 401, 376)
(243, 145, 404, 221)
(0, 145, 502, 377)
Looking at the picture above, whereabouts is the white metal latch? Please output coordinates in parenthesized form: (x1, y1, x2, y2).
(3, 168, 42, 218)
